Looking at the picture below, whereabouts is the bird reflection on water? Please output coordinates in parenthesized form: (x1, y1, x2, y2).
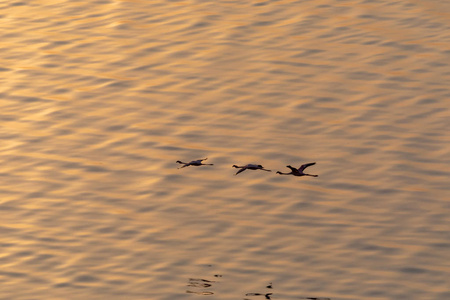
(244, 281, 331, 300)
(186, 277, 218, 295)
(245, 292, 273, 299)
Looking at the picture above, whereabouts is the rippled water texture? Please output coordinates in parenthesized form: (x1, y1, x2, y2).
(1, 0, 449, 299)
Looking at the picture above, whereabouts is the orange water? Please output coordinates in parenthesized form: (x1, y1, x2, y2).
(1, 1, 449, 299)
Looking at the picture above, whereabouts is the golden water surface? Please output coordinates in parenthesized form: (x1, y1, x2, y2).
(1, 0, 449, 299)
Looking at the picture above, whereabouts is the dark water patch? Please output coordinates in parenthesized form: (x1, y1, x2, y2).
(406, 134, 446, 145)
(430, 243, 450, 249)
(410, 108, 448, 120)
(427, 61, 447, 68)
(373, 134, 397, 141)
(250, 183, 275, 191)
(438, 291, 450, 299)
(350, 196, 383, 207)
(62, 162, 83, 170)
(347, 71, 380, 80)
(169, 50, 193, 58)
(174, 114, 196, 122)
(27, 192, 46, 199)
(156, 145, 184, 151)
(9, 2, 27, 6)
(349, 240, 400, 255)
(374, 124, 408, 133)
(287, 201, 315, 211)
(162, 174, 184, 181)
(363, 39, 381, 45)
(254, 2, 267, 6)
(105, 125, 128, 132)
(349, 107, 384, 120)
(12, 96, 51, 103)
(266, 60, 335, 70)
(0, 243, 16, 248)
(104, 80, 134, 89)
(386, 162, 420, 173)
(84, 165, 109, 173)
(37, 237, 60, 243)
(0, 204, 19, 211)
(191, 22, 210, 29)
(420, 168, 450, 178)
(132, 63, 164, 71)
(387, 76, 415, 82)
(0, 113, 15, 121)
(68, 42, 99, 51)
(342, 147, 374, 155)
(52, 88, 71, 94)
(74, 274, 100, 283)
(26, 254, 55, 264)
(96, 226, 116, 234)
(399, 267, 426, 274)
(48, 110, 77, 120)
(53, 282, 74, 288)
(318, 26, 351, 39)
(326, 207, 356, 215)
(138, 234, 170, 245)
(43, 40, 72, 49)
(233, 109, 267, 118)
(430, 87, 450, 94)
(106, 279, 128, 285)
(328, 182, 373, 193)
(412, 68, 429, 73)
(315, 96, 338, 103)
(0, 271, 27, 278)
(359, 14, 389, 20)
(377, 188, 401, 195)
(136, 128, 174, 137)
(258, 92, 289, 100)
(381, 41, 429, 52)
(364, 289, 387, 297)
(40, 63, 59, 68)
(252, 21, 276, 27)
(416, 98, 437, 105)
(403, 142, 439, 151)
(115, 229, 140, 240)
(292, 49, 325, 58)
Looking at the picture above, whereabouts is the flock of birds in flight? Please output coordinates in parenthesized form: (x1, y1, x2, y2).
(176, 158, 318, 177)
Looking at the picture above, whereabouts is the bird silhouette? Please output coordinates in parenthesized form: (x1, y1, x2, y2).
(276, 162, 318, 177)
(176, 158, 214, 169)
(232, 164, 271, 175)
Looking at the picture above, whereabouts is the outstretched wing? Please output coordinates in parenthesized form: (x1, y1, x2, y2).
(286, 165, 297, 172)
(235, 168, 247, 175)
(299, 162, 316, 172)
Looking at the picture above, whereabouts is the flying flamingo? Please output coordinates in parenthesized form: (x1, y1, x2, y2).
(276, 162, 318, 177)
(232, 164, 271, 175)
(176, 158, 214, 169)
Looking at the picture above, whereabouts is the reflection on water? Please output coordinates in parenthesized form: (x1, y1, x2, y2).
(1, 0, 450, 299)
(186, 278, 217, 295)
(245, 283, 331, 300)
(245, 292, 273, 300)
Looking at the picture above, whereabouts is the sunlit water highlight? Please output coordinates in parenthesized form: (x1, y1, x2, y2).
(1, 1, 449, 299)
